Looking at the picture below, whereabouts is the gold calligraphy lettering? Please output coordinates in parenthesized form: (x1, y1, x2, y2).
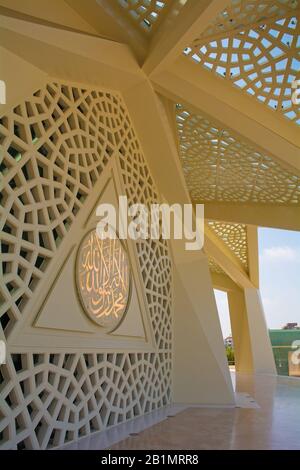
(77, 230, 130, 329)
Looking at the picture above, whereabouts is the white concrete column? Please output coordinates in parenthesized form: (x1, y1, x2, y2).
(172, 242, 235, 405)
(227, 288, 254, 374)
(228, 287, 276, 375)
(244, 288, 277, 375)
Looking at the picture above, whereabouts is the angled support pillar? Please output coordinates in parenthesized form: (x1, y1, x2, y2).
(228, 288, 276, 375)
(244, 288, 277, 375)
(227, 289, 254, 374)
(123, 79, 252, 403)
(172, 240, 235, 405)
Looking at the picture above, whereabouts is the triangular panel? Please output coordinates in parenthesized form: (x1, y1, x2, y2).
(11, 168, 153, 350)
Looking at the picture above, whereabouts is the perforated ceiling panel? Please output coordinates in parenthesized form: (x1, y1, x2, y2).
(208, 221, 248, 270)
(116, 0, 170, 34)
(199, 0, 299, 39)
(185, 1, 300, 125)
(0, 82, 172, 449)
(175, 104, 300, 204)
(208, 256, 226, 275)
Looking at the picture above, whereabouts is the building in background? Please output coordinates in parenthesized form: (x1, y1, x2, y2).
(269, 328, 300, 377)
(224, 336, 233, 348)
(282, 323, 300, 330)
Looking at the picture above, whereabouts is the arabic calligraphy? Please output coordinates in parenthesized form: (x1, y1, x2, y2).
(76, 230, 131, 329)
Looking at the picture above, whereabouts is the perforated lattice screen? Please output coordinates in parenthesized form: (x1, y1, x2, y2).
(0, 82, 172, 449)
(185, 1, 300, 125)
(208, 221, 248, 270)
(175, 104, 300, 204)
(117, 0, 170, 34)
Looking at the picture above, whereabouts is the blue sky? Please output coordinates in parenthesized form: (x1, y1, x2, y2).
(215, 228, 300, 338)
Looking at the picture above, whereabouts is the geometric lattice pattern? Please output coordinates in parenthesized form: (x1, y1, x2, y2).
(175, 104, 300, 204)
(208, 256, 226, 275)
(208, 221, 248, 270)
(116, 0, 170, 34)
(0, 82, 172, 449)
(0, 352, 171, 449)
(185, 3, 300, 125)
(199, 1, 300, 40)
(0, 84, 123, 338)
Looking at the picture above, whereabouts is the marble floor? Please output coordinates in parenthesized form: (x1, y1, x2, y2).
(61, 373, 300, 450)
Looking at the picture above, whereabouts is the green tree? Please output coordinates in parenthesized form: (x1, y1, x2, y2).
(226, 346, 235, 364)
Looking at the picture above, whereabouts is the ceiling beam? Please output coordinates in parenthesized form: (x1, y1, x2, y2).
(151, 58, 300, 173)
(204, 226, 254, 289)
(143, 0, 229, 76)
(0, 12, 140, 74)
(0, 45, 48, 116)
(211, 272, 238, 292)
(0, 13, 144, 94)
(0, 0, 98, 34)
(204, 202, 300, 232)
(66, 0, 148, 63)
(122, 79, 255, 290)
(247, 226, 259, 289)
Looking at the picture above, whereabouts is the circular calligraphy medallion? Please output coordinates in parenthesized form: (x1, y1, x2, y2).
(76, 229, 131, 330)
